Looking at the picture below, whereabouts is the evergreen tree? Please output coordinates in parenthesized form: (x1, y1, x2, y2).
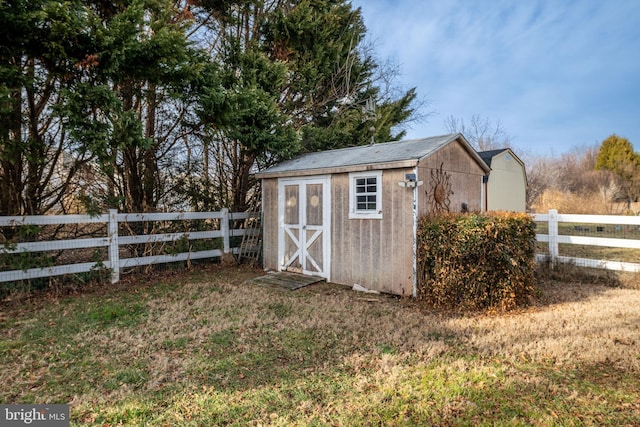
(190, 0, 420, 211)
(60, 0, 223, 212)
(263, 0, 417, 151)
(595, 134, 640, 208)
(1, 0, 423, 215)
(0, 0, 99, 215)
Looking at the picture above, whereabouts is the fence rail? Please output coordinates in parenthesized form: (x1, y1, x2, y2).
(5, 209, 638, 286)
(0, 209, 255, 284)
(533, 209, 640, 272)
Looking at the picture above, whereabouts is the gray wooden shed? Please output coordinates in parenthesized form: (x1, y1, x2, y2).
(255, 133, 490, 296)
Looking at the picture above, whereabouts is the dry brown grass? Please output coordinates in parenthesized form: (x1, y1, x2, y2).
(444, 280, 640, 369)
(72, 267, 640, 376)
(532, 188, 640, 214)
(2, 265, 639, 425)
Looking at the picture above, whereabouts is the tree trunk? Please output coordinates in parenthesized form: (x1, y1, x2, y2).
(0, 56, 25, 216)
(232, 147, 256, 212)
(143, 85, 158, 211)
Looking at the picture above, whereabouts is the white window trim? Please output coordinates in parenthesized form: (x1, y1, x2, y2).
(348, 170, 383, 219)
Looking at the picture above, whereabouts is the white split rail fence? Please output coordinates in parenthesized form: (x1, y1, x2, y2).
(0, 209, 255, 284)
(533, 209, 640, 272)
(4, 209, 638, 285)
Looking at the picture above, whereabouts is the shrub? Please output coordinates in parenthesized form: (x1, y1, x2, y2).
(417, 212, 537, 311)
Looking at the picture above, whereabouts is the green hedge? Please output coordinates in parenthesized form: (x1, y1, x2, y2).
(416, 212, 537, 311)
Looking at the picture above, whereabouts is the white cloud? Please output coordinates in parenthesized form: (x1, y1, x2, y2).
(352, 0, 640, 154)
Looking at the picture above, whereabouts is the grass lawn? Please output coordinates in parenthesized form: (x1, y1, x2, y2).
(1, 265, 639, 426)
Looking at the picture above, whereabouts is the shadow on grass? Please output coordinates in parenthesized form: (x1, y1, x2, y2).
(532, 261, 640, 306)
(72, 351, 640, 426)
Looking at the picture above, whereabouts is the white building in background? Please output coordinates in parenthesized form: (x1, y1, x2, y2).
(479, 148, 527, 212)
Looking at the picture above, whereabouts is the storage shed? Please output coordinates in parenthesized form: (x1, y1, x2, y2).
(478, 148, 527, 212)
(255, 133, 490, 296)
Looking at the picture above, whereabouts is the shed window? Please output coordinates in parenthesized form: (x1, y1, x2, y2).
(349, 171, 382, 219)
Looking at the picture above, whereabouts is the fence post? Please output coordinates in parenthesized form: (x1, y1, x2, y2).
(221, 208, 230, 254)
(108, 209, 120, 283)
(548, 209, 559, 265)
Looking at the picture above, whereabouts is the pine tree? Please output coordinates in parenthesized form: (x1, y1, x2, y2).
(263, 0, 417, 150)
(595, 134, 640, 208)
(190, 0, 420, 211)
(60, 0, 223, 212)
(0, 0, 99, 215)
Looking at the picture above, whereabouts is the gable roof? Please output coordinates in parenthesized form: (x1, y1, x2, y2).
(478, 148, 528, 188)
(478, 149, 509, 168)
(478, 148, 526, 169)
(256, 133, 490, 178)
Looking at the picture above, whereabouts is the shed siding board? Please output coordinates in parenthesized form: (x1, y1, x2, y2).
(330, 173, 347, 282)
(331, 179, 344, 279)
(330, 169, 413, 295)
(389, 168, 414, 295)
(382, 176, 396, 291)
(417, 140, 485, 217)
(486, 152, 527, 212)
(262, 178, 279, 271)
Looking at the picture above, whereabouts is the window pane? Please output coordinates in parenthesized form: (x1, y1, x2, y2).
(306, 183, 323, 226)
(284, 185, 299, 224)
(366, 195, 376, 209)
(351, 173, 381, 215)
(356, 194, 377, 211)
(355, 177, 376, 194)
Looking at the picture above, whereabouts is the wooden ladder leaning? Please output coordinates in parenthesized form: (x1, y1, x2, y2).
(238, 214, 262, 265)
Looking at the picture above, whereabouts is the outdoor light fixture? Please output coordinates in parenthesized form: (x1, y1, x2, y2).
(398, 173, 423, 188)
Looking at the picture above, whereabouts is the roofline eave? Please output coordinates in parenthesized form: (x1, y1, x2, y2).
(254, 159, 419, 179)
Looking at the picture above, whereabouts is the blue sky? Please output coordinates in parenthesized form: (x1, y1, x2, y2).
(350, 0, 640, 156)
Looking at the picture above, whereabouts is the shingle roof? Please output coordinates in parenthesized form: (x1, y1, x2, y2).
(257, 133, 490, 178)
(478, 149, 509, 168)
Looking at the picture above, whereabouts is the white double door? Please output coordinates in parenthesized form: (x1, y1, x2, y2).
(278, 176, 331, 279)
